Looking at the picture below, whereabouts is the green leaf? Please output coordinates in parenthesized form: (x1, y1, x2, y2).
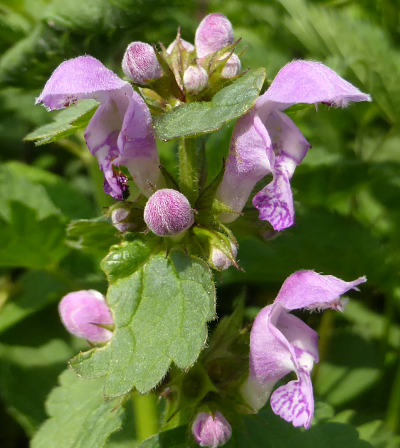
(154, 69, 266, 140)
(138, 427, 187, 448)
(31, 369, 125, 448)
(357, 420, 400, 448)
(0, 270, 69, 334)
(0, 201, 67, 268)
(67, 217, 120, 256)
(315, 329, 381, 407)
(2, 161, 95, 220)
(225, 206, 387, 287)
(101, 238, 159, 283)
(71, 250, 216, 395)
(25, 99, 98, 146)
(0, 162, 96, 268)
(137, 405, 375, 448)
(225, 407, 372, 448)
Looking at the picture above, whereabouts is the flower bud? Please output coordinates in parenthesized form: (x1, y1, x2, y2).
(111, 206, 133, 233)
(59, 290, 113, 342)
(195, 13, 234, 58)
(221, 53, 241, 78)
(183, 65, 208, 94)
(210, 243, 238, 271)
(122, 41, 163, 84)
(192, 411, 232, 447)
(144, 188, 194, 236)
(166, 38, 195, 55)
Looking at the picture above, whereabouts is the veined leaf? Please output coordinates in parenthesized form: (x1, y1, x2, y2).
(25, 99, 98, 146)
(31, 369, 125, 448)
(154, 69, 266, 140)
(71, 249, 216, 395)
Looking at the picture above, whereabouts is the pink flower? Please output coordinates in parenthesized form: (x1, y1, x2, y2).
(216, 60, 371, 230)
(36, 55, 163, 199)
(241, 271, 366, 428)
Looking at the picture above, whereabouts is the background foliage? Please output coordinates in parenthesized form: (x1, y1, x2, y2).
(0, 0, 399, 447)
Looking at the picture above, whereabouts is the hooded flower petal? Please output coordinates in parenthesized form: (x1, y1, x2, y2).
(36, 55, 131, 110)
(243, 270, 366, 429)
(275, 270, 367, 311)
(256, 60, 371, 114)
(249, 61, 370, 230)
(37, 55, 163, 199)
(216, 110, 273, 222)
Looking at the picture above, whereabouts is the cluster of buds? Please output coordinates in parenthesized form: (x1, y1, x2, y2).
(121, 13, 242, 102)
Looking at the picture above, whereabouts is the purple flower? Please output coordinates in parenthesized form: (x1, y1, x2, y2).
(192, 411, 232, 447)
(36, 55, 163, 199)
(195, 13, 234, 58)
(241, 270, 366, 429)
(216, 60, 371, 230)
(59, 290, 114, 343)
(144, 188, 194, 236)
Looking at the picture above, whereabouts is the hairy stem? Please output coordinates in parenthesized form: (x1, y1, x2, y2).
(178, 137, 204, 205)
(132, 393, 158, 441)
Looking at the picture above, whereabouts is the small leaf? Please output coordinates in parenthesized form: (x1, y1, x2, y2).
(31, 369, 125, 448)
(71, 250, 216, 395)
(101, 237, 159, 283)
(25, 99, 98, 146)
(154, 68, 266, 140)
(67, 217, 119, 256)
(0, 270, 69, 334)
(138, 426, 187, 448)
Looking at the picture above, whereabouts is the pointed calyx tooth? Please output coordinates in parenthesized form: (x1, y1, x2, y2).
(195, 13, 234, 58)
(183, 65, 209, 94)
(144, 188, 194, 237)
(122, 41, 163, 84)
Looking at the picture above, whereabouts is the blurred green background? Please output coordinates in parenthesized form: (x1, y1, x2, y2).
(0, 0, 399, 447)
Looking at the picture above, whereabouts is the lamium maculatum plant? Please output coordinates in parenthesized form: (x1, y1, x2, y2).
(27, 12, 371, 448)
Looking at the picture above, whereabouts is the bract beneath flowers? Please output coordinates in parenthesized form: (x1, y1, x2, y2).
(216, 60, 371, 231)
(241, 270, 366, 429)
(36, 55, 164, 200)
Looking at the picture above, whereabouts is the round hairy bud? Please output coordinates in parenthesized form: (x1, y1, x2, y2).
(144, 188, 194, 236)
(195, 13, 234, 58)
(192, 411, 232, 447)
(183, 65, 208, 94)
(122, 41, 163, 84)
(221, 53, 241, 78)
(59, 290, 113, 342)
(210, 243, 238, 271)
(166, 38, 195, 55)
